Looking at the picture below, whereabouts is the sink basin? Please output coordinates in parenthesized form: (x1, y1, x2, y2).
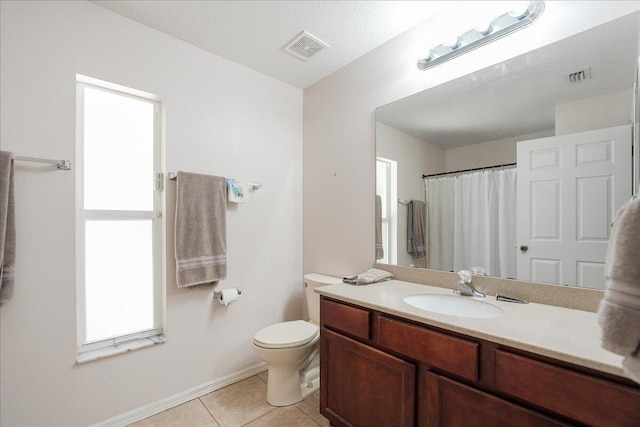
(403, 294, 504, 318)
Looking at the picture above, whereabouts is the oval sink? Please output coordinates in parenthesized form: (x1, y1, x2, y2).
(403, 294, 504, 318)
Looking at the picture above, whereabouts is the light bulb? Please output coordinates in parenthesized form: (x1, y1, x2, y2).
(508, 1, 531, 19)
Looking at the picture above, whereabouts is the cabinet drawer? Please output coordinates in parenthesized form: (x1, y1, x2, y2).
(377, 316, 478, 381)
(495, 350, 640, 426)
(426, 372, 567, 427)
(321, 298, 370, 340)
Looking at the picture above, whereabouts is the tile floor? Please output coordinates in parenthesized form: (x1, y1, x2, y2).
(129, 371, 330, 427)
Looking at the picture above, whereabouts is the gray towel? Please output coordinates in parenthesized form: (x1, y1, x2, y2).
(375, 195, 384, 260)
(343, 268, 393, 285)
(0, 151, 16, 303)
(408, 200, 426, 259)
(598, 196, 640, 383)
(175, 171, 227, 288)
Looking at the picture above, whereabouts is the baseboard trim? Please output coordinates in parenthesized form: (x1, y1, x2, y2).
(94, 362, 268, 427)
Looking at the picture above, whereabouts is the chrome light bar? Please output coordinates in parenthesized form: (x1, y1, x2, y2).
(417, 1, 545, 71)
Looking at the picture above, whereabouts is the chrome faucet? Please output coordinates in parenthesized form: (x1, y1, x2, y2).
(457, 270, 485, 298)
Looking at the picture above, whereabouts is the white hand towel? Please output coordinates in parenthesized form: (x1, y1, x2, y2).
(343, 268, 393, 285)
(227, 179, 248, 203)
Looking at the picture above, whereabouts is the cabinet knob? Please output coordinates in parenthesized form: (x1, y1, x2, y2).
(520, 245, 528, 252)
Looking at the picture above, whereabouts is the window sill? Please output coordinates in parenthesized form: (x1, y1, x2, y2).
(77, 335, 167, 364)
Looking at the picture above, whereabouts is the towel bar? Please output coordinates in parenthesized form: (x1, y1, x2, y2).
(14, 156, 72, 170)
(167, 172, 262, 190)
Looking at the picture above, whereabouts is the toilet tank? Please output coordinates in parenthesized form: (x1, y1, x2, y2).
(304, 273, 342, 325)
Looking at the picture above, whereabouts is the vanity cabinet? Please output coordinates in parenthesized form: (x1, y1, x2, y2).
(319, 298, 415, 426)
(319, 297, 640, 427)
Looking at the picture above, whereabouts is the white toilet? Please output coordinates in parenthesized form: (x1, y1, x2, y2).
(253, 273, 341, 406)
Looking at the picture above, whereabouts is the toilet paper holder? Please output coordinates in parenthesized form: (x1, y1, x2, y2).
(213, 288, 242, 299)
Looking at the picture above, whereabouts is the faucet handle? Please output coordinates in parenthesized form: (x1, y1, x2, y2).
(470, 266, 486, 276)
(458, 270, 472, 282)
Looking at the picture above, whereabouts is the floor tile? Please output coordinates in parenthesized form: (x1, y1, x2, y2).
(257, 370, 268, 384)
(244, 406, 319, 427)
(295, 392, 330, 427)
(128, 398, 219, 427)
(199, 375, 276, 427)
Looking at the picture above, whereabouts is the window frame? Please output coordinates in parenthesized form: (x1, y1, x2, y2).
(75, 76, 165, 363)
(376, 157, 398, 264)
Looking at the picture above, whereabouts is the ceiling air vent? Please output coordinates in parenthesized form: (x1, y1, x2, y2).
(568, 68, 592, 84)
(284, 31, 329, 61)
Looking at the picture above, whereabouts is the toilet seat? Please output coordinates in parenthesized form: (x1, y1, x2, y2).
(253, 320, 319, 349)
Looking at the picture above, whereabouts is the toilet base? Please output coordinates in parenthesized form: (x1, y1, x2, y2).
(266, 357, 319, 406)
(300, 365, 320, 400)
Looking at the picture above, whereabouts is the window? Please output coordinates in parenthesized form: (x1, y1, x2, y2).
(76, 77, 164, 362)
(376, 157, 397, 264)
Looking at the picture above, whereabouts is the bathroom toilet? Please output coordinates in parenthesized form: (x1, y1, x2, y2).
(253, 273, 342, 406)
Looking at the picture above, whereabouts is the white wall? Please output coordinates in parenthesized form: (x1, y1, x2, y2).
(0, 2, 302, 426)
(303, 1, 640, 277)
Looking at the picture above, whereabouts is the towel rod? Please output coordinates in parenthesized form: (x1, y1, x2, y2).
(398, 199, 411, 205)
(167, 172, 262, 190)
(14, 156, 72, 170)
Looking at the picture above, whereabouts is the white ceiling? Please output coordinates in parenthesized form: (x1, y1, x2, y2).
(91, 0, 443, 89)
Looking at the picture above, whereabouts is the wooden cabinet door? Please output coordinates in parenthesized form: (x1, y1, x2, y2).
(320, 328, 415, 427)
(424, 372, 567, 427)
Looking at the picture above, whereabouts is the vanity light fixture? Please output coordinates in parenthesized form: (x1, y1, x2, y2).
(417, 0, 545, 70)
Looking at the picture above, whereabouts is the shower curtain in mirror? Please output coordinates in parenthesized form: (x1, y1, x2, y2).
(425, 168, 516, 278)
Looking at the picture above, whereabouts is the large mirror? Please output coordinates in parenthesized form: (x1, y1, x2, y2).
(375, 12, 639, 289)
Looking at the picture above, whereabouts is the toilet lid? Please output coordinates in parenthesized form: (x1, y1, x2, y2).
(254, 320, 319, 349)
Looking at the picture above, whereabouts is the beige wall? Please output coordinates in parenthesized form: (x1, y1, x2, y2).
(556, 88, 634, 135)
(1, 2, 302, 425)
(444, 129, 554, 172)
(303, 2, 640, 278)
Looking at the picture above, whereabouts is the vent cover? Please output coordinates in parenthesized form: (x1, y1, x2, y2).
(284, 31, 329, 61)
(568, 68, 592, 84)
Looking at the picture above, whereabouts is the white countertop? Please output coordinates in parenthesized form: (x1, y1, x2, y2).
(316, 279, 626, 378)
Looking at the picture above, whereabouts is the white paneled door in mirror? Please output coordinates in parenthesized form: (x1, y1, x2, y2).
(516, 125, 632, 288)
